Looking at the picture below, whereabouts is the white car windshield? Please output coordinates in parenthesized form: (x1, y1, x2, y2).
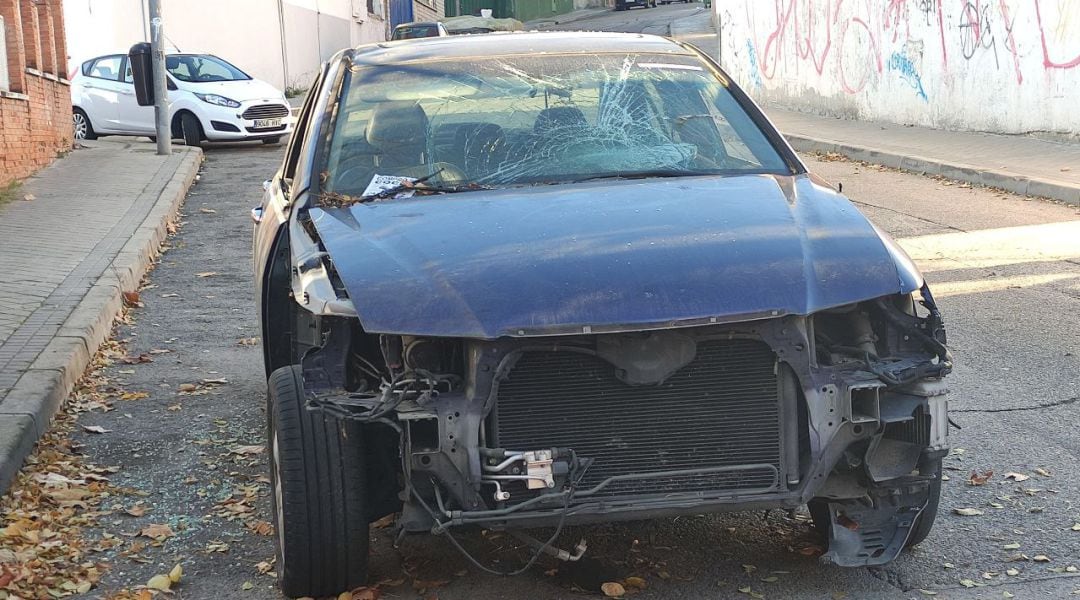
(320, 52, 790, 196)
(165, 54, 250, 83)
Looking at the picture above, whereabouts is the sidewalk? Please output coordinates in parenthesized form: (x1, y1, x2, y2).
(0, 139, 201, 493)
(768, 108, 1080, 205)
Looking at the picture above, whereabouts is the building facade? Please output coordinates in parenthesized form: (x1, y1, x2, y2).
(1, 0, 72, 186)
(63, 0, 391, 92)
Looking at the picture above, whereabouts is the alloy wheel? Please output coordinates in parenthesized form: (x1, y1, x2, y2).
(73, 112, 88, 140)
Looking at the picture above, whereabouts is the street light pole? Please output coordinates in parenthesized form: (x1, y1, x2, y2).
(148, 0, 171, 155)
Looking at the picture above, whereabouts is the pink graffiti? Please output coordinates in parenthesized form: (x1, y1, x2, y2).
(752, 0, 882, 94)
(998, 0, 1022, 84)
(1034, 0, 1080, 69)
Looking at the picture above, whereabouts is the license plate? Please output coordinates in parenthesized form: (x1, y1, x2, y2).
(253, 118, 281, 129)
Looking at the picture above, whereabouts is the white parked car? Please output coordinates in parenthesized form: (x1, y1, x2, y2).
(71, 52, 294, 145)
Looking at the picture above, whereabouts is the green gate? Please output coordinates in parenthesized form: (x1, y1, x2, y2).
(444, 0, 574, 21)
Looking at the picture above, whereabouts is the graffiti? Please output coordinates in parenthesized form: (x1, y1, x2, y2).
(729, 0, 1079, 133)
(887, 51, 928, 100)
(1034, 0, 1080, 70)
(746, 39, 764, 88)
(915, 0, 936, 25)
(958, 1, 998, 67)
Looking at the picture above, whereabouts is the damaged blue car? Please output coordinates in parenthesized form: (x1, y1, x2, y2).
(252, 32, 952, 598)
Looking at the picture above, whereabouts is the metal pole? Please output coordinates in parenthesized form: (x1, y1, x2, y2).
(148, 0, 171, 155)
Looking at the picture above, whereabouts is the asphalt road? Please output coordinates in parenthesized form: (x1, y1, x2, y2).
(70, 14, 1080, 600)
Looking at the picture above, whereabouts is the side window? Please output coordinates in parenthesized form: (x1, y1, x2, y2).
(282, 71, 325, 180)
(88, 55, 122, 81)
(122, 58, 133, 83)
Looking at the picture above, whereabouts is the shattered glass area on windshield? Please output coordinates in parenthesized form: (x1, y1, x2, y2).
(320, 52, 789, 197)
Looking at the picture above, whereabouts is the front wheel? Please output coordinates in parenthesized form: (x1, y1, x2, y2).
(179, 112, 203, 146)
(268, 365, 369, 598)
(73, 108, 97, 140)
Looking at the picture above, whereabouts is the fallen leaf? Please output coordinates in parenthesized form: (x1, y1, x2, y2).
(1034, 467, 1051, 477)
(761, 576, 779, 583)
(372, 514, 396, 529)
(1004, 592, 1015, 599)
(23, 193, 36, 201)
(953, 507, 984, 516)
(624, 576, 647, 589)
(237, 337, 260, 346)
(242, 581, 254, 590)
(1003, 542, 1021, 550)
(738, 586, 765, 599)
(231, 445, 265, 456)
(139, 523, 175, 541)
(256, 560, 274, 574)
(602, 582, 626, 597)
(122, 291, 142, 307)
(161, 293, 181, 298)
(169, 564, 183, 583)
(968, 470, 993, 486)
(120, 391, 149, 401)
(918, 591, 937, 596)
(196, 271, 218, 278)
(742, 564, 758, 575)
(199, 207, 217, 214)
(959, 579, 977, 588)
(1004, 472, 1030, 482)
(1006, 568, 1020, 576)
(1033, 554, 1051, 562)
(178, 383, 198, 392)
(82, 424, 111, 434)
(1072, 523, 1080, 531)
(126, 504, 147, 517)
(147, 574, 172, 591)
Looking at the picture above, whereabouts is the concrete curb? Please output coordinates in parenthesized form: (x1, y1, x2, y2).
(0, 147, 203, 495)
(784, 133, 1080, 207)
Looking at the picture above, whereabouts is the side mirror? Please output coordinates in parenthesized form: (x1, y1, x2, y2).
(128, 42, 155, 106)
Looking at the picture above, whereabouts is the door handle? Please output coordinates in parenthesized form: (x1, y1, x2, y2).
(251, 206, 264, 224)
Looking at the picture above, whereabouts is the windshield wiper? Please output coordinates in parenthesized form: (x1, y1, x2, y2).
(571, 169, 718, 183)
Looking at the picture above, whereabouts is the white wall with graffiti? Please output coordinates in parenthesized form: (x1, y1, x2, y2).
(716, 0, 1080, 136)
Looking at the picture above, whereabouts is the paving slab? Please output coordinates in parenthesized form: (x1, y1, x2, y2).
(0, 139, 202, 494)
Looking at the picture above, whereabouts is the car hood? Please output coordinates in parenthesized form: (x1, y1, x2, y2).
(308, 174, 922, 339)
(180, 78, 283, 102)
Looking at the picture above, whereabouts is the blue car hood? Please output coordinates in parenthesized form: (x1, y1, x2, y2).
(309, 174, 922, 339)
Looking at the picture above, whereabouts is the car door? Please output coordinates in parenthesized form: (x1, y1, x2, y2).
(80, 55, 126, 132)
(116, 57, 157, 134)
(253, 66, 329, 374)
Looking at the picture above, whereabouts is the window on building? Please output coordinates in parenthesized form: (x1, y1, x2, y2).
(0, 15, 9, 92)
(368, 0, 384, 17)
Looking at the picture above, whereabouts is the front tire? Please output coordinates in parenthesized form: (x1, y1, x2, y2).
(73, 108, 97, 141)
(179, 112, 203, 146)
(268, 365, 369, 598)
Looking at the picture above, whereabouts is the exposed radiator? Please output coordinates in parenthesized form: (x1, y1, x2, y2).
(492, 339, 784, 500)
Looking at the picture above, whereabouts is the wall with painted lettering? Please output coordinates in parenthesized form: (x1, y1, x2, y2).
(716, 0, 1080, 136)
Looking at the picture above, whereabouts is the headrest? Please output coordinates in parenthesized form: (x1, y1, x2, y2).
(366, 101, 429, 147)
(534, 106, 587, 134)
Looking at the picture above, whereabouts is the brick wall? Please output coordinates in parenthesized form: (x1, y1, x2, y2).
(0, 0, 72, 187)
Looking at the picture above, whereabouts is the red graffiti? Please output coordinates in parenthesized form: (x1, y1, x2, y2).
(1034, 0, 1080, 69)
(997, 0, 1022, 84)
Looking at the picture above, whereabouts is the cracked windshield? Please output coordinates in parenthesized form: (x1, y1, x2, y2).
(321, 53, 788, 199)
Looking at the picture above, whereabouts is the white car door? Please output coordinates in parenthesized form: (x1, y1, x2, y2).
(117, 57, 157, 134)
(80, 55, 126, 132)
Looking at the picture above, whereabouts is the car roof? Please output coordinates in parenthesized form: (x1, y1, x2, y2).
(352, 31, 692, 66)
(395, 21, 440, 27)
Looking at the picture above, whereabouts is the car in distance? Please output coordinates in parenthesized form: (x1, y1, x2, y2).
(615, 0, 657, 8)
(253, 32, 952, 598)
(390, 21, 450, 39)
(71, 52, 293, 145)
